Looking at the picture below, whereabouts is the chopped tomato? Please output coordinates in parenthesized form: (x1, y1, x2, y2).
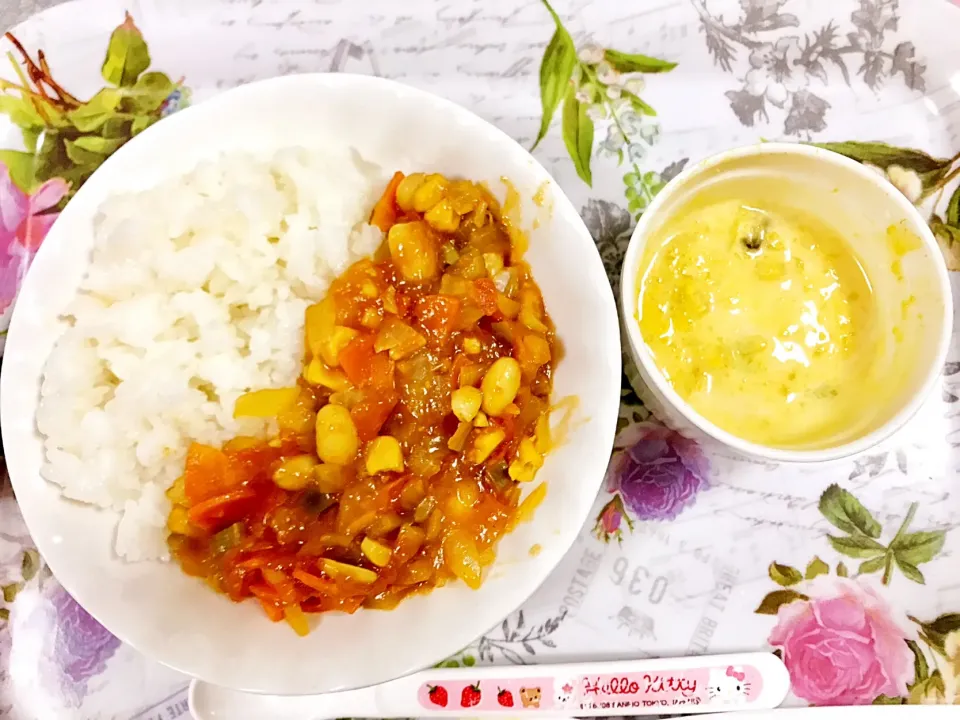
(471, 278, 499, 316)
(369, 171, 404, 232)
(351, 389, 400, 441)
(184, 443, 240, 504)
(414, 295, 461, 346)
(187, 489, 257, 532)
(338, 335, 377, 386)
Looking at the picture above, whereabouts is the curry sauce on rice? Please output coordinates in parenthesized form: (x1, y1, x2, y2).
(36, 154, 557, 634)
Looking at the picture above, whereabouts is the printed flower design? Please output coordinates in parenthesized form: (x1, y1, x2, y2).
(698, 0, 926, 136)
(0, 164, 69, 313)
(51, 587, 120, 689)
(863, 162, 922, 204)
(932, 631, 960, 704)
(532, 0, 676, 211)
(159, 86, 191, 117)
(594, 423, 709, 541)
(594, 494, 632, 544)
(769, 576, 914, 705)
(757, 484, 957, 706)
(850, 0, 898, 51)
(744, 38, 805, 107)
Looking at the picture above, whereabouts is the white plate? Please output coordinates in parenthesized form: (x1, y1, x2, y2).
(2, 0, 960, 716)
(0, 73, 621, 694)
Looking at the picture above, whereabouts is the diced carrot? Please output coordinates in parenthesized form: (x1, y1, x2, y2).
(369, 171, 404, 232)
(187, 489, 256, 532)
(471, 278, 499, 316)
(227, 444, 285, 484)
(338, 335, 377, 386)
(415, 295, 461, 346)
(367, 354, 396, 392)
(351, 389, 400, 441)
(183, 443, 241, 505)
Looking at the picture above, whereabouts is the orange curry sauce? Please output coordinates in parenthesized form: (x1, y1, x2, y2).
(165, 172, 556, 634)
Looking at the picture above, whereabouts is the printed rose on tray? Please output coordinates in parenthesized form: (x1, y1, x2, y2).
(0, 13, 190, 348)
(593, 423, 710, 543)
(755, 483, 960, 706)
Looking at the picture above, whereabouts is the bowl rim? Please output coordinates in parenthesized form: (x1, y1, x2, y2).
(619, 141, 954, 463)
(0, 71, 622, 693)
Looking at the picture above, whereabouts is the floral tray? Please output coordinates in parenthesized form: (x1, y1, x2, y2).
(1, 0, 960, 717)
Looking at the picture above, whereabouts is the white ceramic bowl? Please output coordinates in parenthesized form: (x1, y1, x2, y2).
(0, 74, 621, 694)
(620, 143, 953, 463)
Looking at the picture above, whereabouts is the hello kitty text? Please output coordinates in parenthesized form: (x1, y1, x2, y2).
(583, 674, 697, 697)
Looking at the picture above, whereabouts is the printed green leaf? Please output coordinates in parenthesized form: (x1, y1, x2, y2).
(891, 530, 946, 566)
(930, 221, 960, 272)
(531, 0, 577, 152)
(101, 116, 132, 139)
(533, 30, 576, 150)
(122, 71, 174, 113)
(21, 549, 39, 582)
(131, 115, 154, 135)
(872, 695, 905, 705)
(895, 556, 925, 584)
(914, 613, 960, 652)
(101, 12, 151, 87)
(805, 556, 829, 580)
(768, 562, 803, 586)
(812, 141, 949, 173)
(0, 149, 37, 192)
(755, 589, 808, 615)
(20, 127, 41, 154)
(0, 94, 46, 129)
(65, 138, 107, 166)
(561, 87, 594, 186)
(837, 562, 849, 577)
(907, 639, 929, 684)
(858, 555, 888, 574)
(603, 49, 677, 74)
(908, 673, 945, 704)
(946, 184, 960, 228)
(819, 484, 882, 538)
(67, 88, 122, 132)
(72, 135, 125, 155)
(624, 91, 656, 117)
(0, 608, 8, 621)
(827, 534, 886, 559)
(812, 141, 952, 188)
(1, 583, 22, 603)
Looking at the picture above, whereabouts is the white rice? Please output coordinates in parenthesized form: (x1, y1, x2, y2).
(35, 147, 385, 561)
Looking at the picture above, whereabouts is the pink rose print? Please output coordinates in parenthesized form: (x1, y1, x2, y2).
(769, 576, 914, 706)
(0, 162, 69, 313)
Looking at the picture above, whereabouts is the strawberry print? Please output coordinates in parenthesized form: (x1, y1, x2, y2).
(461, 682, 482, 707)
(428, 685, 448, 707)
(497, 688, 514, 707)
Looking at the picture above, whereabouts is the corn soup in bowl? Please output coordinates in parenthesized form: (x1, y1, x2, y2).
(620, 143, 952, 463)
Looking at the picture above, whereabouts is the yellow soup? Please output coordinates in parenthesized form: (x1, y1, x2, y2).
(637, 197, 881, 449)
